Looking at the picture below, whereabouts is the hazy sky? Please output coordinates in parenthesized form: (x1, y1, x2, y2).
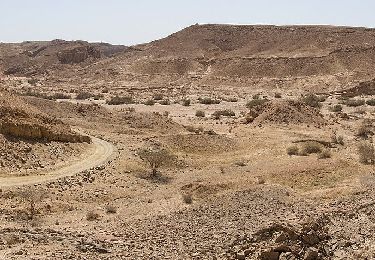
(1, 0, 375, 45)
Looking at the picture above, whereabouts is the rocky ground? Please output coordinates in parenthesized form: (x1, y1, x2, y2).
(1, 24, 375, 259)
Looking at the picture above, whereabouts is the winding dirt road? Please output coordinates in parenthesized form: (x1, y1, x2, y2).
(0, 136, 115, 187)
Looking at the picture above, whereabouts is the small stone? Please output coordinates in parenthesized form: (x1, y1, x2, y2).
(259, 251, 280, 260)
(236, 251, 246, 260)
(304, 247, 318, 260)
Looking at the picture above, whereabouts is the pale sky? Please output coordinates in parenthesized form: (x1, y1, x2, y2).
(1, 0, 375, 45)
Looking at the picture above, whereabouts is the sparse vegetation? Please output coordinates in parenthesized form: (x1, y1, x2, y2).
(358, 142, 375, 164)
(181, 98, 191, 106)
(195, 110, 205, 117)
(366, 99, 375, 106)
(106, 95, 134, 105)
(287, 145, 299, 155)
(318, 149, 332, 159)
(300, 141, 322, 155)
(144, 99, 155, 106)
(246, 99, 268, 109)
(344, 99, 365, 107)
(198, 97, 221, 105)
(76, 91, 93, 100)
(331, 133, 344, 145)
(153, 93, 163, 100)
(19, 188, 47, 220)
(356, 121, 373, 139)
(182, 193, 193, 204)
(86, 210, 100, 221)
(159, 99, 171, 105)
(301, 94, 323, 108)
(185, 125, 204, 134)
(330, 104, 342, 112)
(138, 147, 175, 176)
(212, 109, 235, 119)
(105, 205, 117, 214)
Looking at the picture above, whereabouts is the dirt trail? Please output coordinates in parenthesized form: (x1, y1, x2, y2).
(0, 136, 115, 187)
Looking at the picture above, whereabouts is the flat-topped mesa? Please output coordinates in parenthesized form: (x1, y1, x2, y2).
(0, 90, 91, 143)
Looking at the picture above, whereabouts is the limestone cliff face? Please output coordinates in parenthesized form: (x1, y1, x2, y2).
(0, 90, 91, 143)
(0, 121, 90, 143)
(57, 46, 101, 64)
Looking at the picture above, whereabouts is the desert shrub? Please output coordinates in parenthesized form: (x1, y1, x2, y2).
(19, 188, 47, 220)
(195, 110, 205, 117)
(143, 99, 155, 106)
(163, 111, 169, 117)
(105, 205, 117, 214)
(366, 99, 375, 106)
(300, 142, 322, 155)
(153, 93, 163, 100)
(185, 125, 204, 134)
(225, 97, 238, 102)
(330, 104, 342, 112)
(252, 94, 261, 100)
(182, 193, 193, 204)
(138, 147, 175, 176)
(301, 94, 323, 108)
(287, 146, 299, 155)
(274, 93, 282, 98)
(181, 99, 191, 106)
(318, 149, 332, 159)
(198, 97, 221, 105)
(27, 78, 38, 85)
(212, 109, 235, 119)
(86, 211, 100, 221)
(355, 108, 366, 114)
(51, 92, 71, 99)
(331, 133, 344, 145)
(93, 94, 104, 100)
(357, 121, 373, 139)
(246, 99, 268, 109)
(101, 88, 109, 93)
(106, 96, 134, 105)
(76, 92, 93, 100)
(159, 99, 171, 105)
(344, 99, 365, 107)
(358, 142, 375, 164)
(234, 160, 247, 167)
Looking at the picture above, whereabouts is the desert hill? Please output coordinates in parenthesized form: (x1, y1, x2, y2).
(0, 40, 127, 76)
(2, 24, 375, 94)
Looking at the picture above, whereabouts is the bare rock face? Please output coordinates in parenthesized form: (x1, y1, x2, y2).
(57, 45, 101, 64)
(0, 90, 90, 143)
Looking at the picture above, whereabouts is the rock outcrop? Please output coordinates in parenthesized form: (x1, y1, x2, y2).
(0, 90, 90, 143)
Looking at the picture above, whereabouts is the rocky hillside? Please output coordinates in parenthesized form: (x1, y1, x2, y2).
(0, 89, 90, 143)
(0, 40, 127, 76)
(80, 24, 375, 93)
(2, 24, 375, 93)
